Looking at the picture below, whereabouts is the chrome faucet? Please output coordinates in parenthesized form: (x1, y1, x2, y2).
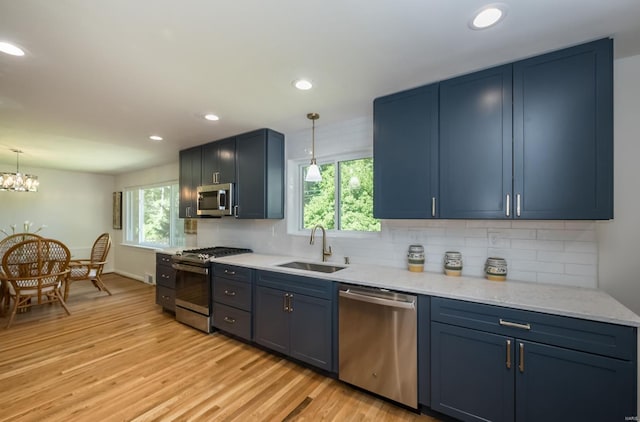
(310, 224, 332, 262)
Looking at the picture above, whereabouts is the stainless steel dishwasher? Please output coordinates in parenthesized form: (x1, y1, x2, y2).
(338, 284, 417, 408)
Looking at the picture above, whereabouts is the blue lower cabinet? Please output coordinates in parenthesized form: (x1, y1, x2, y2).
(254, 285, 290, 355)
(289, 293, 332, 370)
(515, 340, 636, 422)
(431, 322, 514, 422)
(254, 271, 334, 372)
(431, 297, 637, 422)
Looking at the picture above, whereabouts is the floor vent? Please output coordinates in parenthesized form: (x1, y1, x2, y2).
(145, 273, 153, 284)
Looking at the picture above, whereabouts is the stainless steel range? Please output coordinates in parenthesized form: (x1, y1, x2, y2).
(172, 246, 252, 332)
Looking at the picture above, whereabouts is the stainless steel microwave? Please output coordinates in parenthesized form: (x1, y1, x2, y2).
(197, 183, 234, 216)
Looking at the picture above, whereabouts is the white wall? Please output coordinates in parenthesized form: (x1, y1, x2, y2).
(597, 54, 640, 315)
(0, 166, 115, 269)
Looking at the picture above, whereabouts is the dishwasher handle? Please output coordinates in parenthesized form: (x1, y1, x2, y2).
(339, 289, 415, 310)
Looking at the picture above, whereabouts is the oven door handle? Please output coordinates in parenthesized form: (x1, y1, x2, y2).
(172, 263, 209, 275)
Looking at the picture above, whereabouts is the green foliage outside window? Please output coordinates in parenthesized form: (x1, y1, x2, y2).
(125, 183, 184, 247)
(303, 157, 380, 232)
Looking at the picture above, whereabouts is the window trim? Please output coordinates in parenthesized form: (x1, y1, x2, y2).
(286, 149, 380, 239)
(123, 180, 184, 248)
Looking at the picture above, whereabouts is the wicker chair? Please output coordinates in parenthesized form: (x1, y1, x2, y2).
(2, 238, 71, 328)
(0, 233, 44, 315)
(64, 233, 112, 300)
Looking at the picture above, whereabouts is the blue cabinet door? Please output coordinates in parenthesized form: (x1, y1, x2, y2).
(254, 285, 289, 355)
(513, 39, 613, 219)
(431, 322, 515, 422)
(373, 84, 439, 218)
(289, 293, 332, 371)
(515, 340, 636, 422)
(179, 146, 201, 218)
(236, 129, 284, 219)
(201, 136, 236, 185)
(439, 65, 513, 219)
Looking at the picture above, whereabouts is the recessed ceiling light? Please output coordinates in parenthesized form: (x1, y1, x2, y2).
(149, 135, 163, 141)
(204, 113, 219, 121)
(0, 41, 25, 56)
(470, 5, 507, 30)
(293, 79, 313, 90)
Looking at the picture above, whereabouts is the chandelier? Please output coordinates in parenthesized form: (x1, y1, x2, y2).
(0, 149, 39, 192)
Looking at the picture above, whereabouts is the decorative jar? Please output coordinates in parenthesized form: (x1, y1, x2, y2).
(444, 251, 463, 276)
(407, 245, 425, 272)
(485, 257, 507, 281)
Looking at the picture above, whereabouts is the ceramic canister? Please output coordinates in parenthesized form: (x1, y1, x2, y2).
(444, 251, 463, 276)
(407, 244, 425, 272)
(485, 257, 507, 281)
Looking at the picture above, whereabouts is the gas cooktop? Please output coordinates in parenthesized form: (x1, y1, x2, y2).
(174, 246, 253, 264)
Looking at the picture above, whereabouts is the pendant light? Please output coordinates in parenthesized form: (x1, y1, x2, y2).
(305, 112, 322, 182)
(0, 149, 39, 192)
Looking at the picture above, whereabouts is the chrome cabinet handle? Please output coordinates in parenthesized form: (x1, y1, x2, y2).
(506, 339, 512, 369)
(223, 316, 236, 324)
(431, 197, 436, 218)
(234, 205, 239, 218)
(224, 269, 236, 276)
(224, 290, 236, 297)
(519, 343, 525, 373)
(516, 194, 521, 217)
(506, 193, 510, 217)
(499, 319, 531, 331)
(283, 293, 289, 312)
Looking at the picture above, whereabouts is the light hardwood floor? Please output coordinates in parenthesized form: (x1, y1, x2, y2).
(0, 274, 441, 422)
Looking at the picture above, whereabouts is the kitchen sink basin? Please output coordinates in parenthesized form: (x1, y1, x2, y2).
(277, 261, 346, 273)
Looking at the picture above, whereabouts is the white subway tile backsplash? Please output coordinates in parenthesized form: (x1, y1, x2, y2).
(507, 270, 538, 283)
(511, 260, 564, 274)
(564, 241, 598, 253)
(565, 263, 598, 277)
(514, 220, 565, 230)
(537, 229, 597, 242)
(537, 250, 597, 265)
(466, 220, 513, 229)
(511, 239, 564, 251)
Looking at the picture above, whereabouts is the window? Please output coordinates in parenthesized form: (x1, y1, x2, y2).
(124, 182, 184, 248)
(302, 156, 380, 232)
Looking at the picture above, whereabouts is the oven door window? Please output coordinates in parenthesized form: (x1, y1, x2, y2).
(175, 270, 210, 315)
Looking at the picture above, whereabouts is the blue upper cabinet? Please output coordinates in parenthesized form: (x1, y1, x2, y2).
(373, 84, 439, 218)
(178, 145, 202, 219)
(235, 129, 285, 219)
(439, 65, 513, 219)
(513, 38, 613, 219)
(373, 38, 613, 220)
(201, 136, 236, 185)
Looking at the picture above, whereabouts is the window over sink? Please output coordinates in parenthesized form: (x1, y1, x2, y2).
(124, 182, 185, 248)
(299, 154, 380, 233)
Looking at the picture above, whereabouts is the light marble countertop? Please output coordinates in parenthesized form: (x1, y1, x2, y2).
(202, 252, 640, 328)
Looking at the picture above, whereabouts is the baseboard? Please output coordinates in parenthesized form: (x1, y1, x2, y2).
(109, 270, 150, 284)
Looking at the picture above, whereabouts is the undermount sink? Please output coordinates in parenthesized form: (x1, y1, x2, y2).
(277, 261, 346, 273)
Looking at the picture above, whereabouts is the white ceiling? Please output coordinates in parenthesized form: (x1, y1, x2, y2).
(2, 0, 640, 175)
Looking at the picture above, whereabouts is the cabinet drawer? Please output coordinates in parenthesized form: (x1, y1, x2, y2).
(156, 266, 176, 288)
(156, 285, 175, 311)
(431, 297, 636, 360)
(257, 270, 333, 299)
(213, 277, 252, 311)
(214, 264, 252, 284)
(156, 253, 173, 266)
(213, 303, 251, 341)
